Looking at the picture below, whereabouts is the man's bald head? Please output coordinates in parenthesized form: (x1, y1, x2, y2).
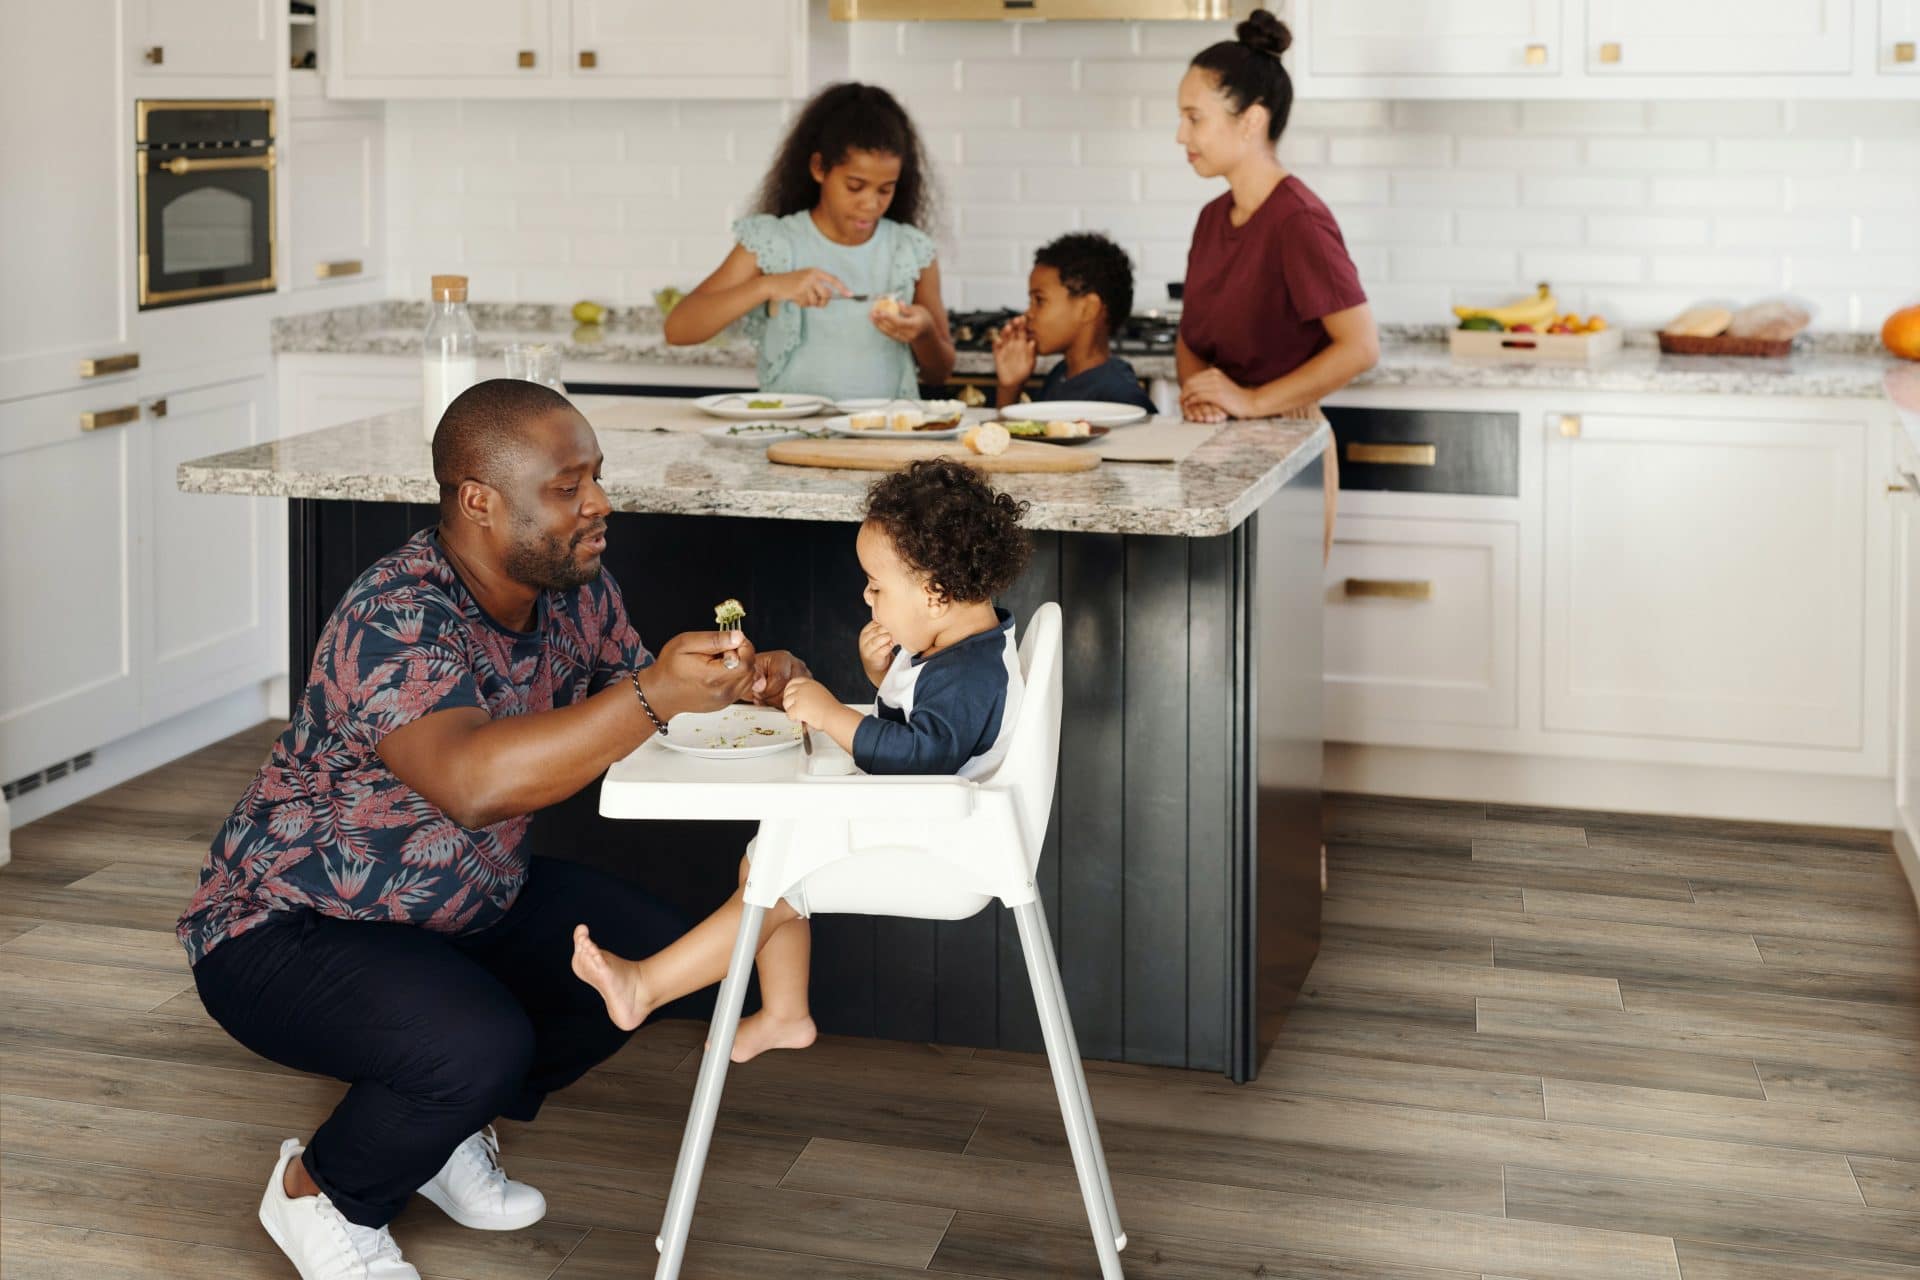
(432, 378, 580, 515)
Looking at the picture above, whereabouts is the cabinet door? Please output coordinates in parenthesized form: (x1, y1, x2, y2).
(0, 0, 136, 404)
(1586, 0, 1852, 74)
(290, 114, 385, 292)
(338, 0, 552, 79)
(141, 377, 276, 724)
(126, 0, 277, 79)
(1894, 438, 1920, 860)
(568, 0, 795, 87)
(1544, 411, 1866, 749)
(1325, 516, 1518, 736)
(1884, 0, 1920, 73)
(1308, 0, 1561, 77)
(0, 387, 143, 782)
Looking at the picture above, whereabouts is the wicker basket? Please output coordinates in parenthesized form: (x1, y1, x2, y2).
(1657, 332, 1794, 358)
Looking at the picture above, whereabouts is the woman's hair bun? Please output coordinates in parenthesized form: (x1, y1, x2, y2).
(1235, 9, 1291, 57)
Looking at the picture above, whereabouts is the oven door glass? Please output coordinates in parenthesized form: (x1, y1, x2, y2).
(140, 157, 275, 308)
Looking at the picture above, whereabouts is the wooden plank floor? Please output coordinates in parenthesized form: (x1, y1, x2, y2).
(4, 725, 1920, 1279)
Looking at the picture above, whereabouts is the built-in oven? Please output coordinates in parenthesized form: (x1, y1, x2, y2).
(136, 99, 277, 309)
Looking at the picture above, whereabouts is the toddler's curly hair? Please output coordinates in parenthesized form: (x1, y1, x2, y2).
(864, 459, 1032, 604)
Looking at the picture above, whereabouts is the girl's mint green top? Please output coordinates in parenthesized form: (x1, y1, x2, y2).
(733, 211, 938, 401)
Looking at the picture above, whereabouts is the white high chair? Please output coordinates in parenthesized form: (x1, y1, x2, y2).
(598, 602, 1127, 1279)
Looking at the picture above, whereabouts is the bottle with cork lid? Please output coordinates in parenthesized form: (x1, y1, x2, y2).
(422, 274, 478, 443)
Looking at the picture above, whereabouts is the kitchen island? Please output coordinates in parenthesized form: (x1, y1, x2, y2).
(178, 402, 1329, 1081)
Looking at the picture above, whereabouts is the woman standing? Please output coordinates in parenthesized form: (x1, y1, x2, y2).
(1174, 12, 1378, 554)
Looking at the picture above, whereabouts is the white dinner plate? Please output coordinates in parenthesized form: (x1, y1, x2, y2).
(822, 413, 967, 441)
(1000, 400, 1150, 427)
(701, 421, 820, 445)
(692, 392, 831, 421)
(656, 705, 804, 758)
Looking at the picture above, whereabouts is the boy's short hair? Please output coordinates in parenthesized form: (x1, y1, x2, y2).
(1033, 232, 1135, 338)
(865, 459, 1032, 604)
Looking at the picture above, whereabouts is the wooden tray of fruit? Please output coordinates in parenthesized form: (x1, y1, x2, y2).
(1657, 302, 1807, 358)
(1448, 284, 1618, 364)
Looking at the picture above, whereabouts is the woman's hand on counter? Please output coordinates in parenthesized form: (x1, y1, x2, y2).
(765, 268, 852, 316)
(1181, 367, 1252, 421)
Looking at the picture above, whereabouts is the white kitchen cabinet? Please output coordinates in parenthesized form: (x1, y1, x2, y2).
(0, 0, 136, 404)
(1543, 410, 1868, 750)
(1584, 0, 1852, 74)
(1305, 0, 1562, 78)
(125, 0, 278, 81)
(0, 385, 144, 784)
(568, 0, 800, 94)
(334, 0, 553, 83)
(1891, 426, 1920, 903)
(1883, 0, 1920, 71)
(1325, 516, 1519, 734)
(289, 111, 386, 293)
(140, 377, 278, 725)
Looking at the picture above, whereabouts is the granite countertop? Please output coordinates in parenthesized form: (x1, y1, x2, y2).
(275, 302, 1906, 400)
(178, 396, 1328, 538)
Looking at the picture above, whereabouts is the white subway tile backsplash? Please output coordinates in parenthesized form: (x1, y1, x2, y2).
(384, 44, 1910, 333)
(1586, 214, 1711, 249)
(1521, 174, 1648, 209)
(1392, 170, 1518, 208)
(1586, 138, 1713, 171)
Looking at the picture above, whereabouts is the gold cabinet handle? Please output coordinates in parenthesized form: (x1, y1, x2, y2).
(1598, 41, 1622, 63)
(144, 45, 164, 64)
(315, 259, 363, 279)
(1525, 43, 1548, 66)
(161, 154, 273, 176)
(149, 399, 168, 419)
(1897, 41, 1917, 63)
(579, 50, 597, 68)
(1344, 578, 1433, 601)
(81, 404, 140, 431)
(1346, 442, 1436, 467)
(1558, 414, 1582, 438)
(518, 49, 536, 67)
(78, 352, 140, 378)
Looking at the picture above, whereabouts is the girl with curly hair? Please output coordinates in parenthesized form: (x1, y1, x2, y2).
(573, 460, 1030, 1061)
(661, 82, 956, 401)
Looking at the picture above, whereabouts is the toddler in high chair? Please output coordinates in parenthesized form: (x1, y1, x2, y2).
(572, 458, 1032, 1060)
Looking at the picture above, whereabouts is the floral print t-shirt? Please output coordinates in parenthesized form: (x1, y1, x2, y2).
(177, 528, 649, 966)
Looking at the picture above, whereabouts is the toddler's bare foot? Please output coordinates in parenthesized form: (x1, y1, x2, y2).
(571, 924, 654, 1031)
(725, 1011, 817, 1063)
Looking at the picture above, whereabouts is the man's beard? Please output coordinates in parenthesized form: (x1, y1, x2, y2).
(503, 516, 602, 590)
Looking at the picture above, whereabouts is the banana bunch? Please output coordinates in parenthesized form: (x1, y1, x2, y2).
(1454, 283, 1558, 330)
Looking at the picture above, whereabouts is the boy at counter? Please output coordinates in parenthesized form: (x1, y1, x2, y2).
(991, 232, 1159, 414)
(572, 459, 1032, 1061)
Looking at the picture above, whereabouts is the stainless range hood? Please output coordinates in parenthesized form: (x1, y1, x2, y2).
(832, 0, 1245, 19)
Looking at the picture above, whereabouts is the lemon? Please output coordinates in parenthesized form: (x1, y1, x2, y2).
(571, 300, 607, 325)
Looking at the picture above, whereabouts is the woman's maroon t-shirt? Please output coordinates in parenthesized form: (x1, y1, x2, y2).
(1179, 176, 1368, 387)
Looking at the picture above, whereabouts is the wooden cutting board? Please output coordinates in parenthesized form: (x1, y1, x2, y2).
(766, 437, 1099, 473)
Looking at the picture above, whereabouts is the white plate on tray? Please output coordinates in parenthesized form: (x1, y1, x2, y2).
(821, 413, 967, 441)
(1000, 400, 1149, 427)
(701, 422, 821, 445)
(656, 705, 804, 759)
(692, 392, 830, 421)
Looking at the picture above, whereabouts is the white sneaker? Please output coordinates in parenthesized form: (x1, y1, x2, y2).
(258, 1138, 420, 1280)
(416, 1125, 547, 1231)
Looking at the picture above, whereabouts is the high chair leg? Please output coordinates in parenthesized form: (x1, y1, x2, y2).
(1029, 903, 1126, 1252)
(1013, 901, 1125, 1280)
(654, 902, 765, 1280)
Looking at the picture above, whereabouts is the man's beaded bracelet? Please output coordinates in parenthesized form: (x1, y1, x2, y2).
(631, 668, 668, 736)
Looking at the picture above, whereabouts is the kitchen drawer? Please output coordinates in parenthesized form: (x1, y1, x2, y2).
(1324, 516, 1518, 735)
(1325, 406, 1519, 497)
